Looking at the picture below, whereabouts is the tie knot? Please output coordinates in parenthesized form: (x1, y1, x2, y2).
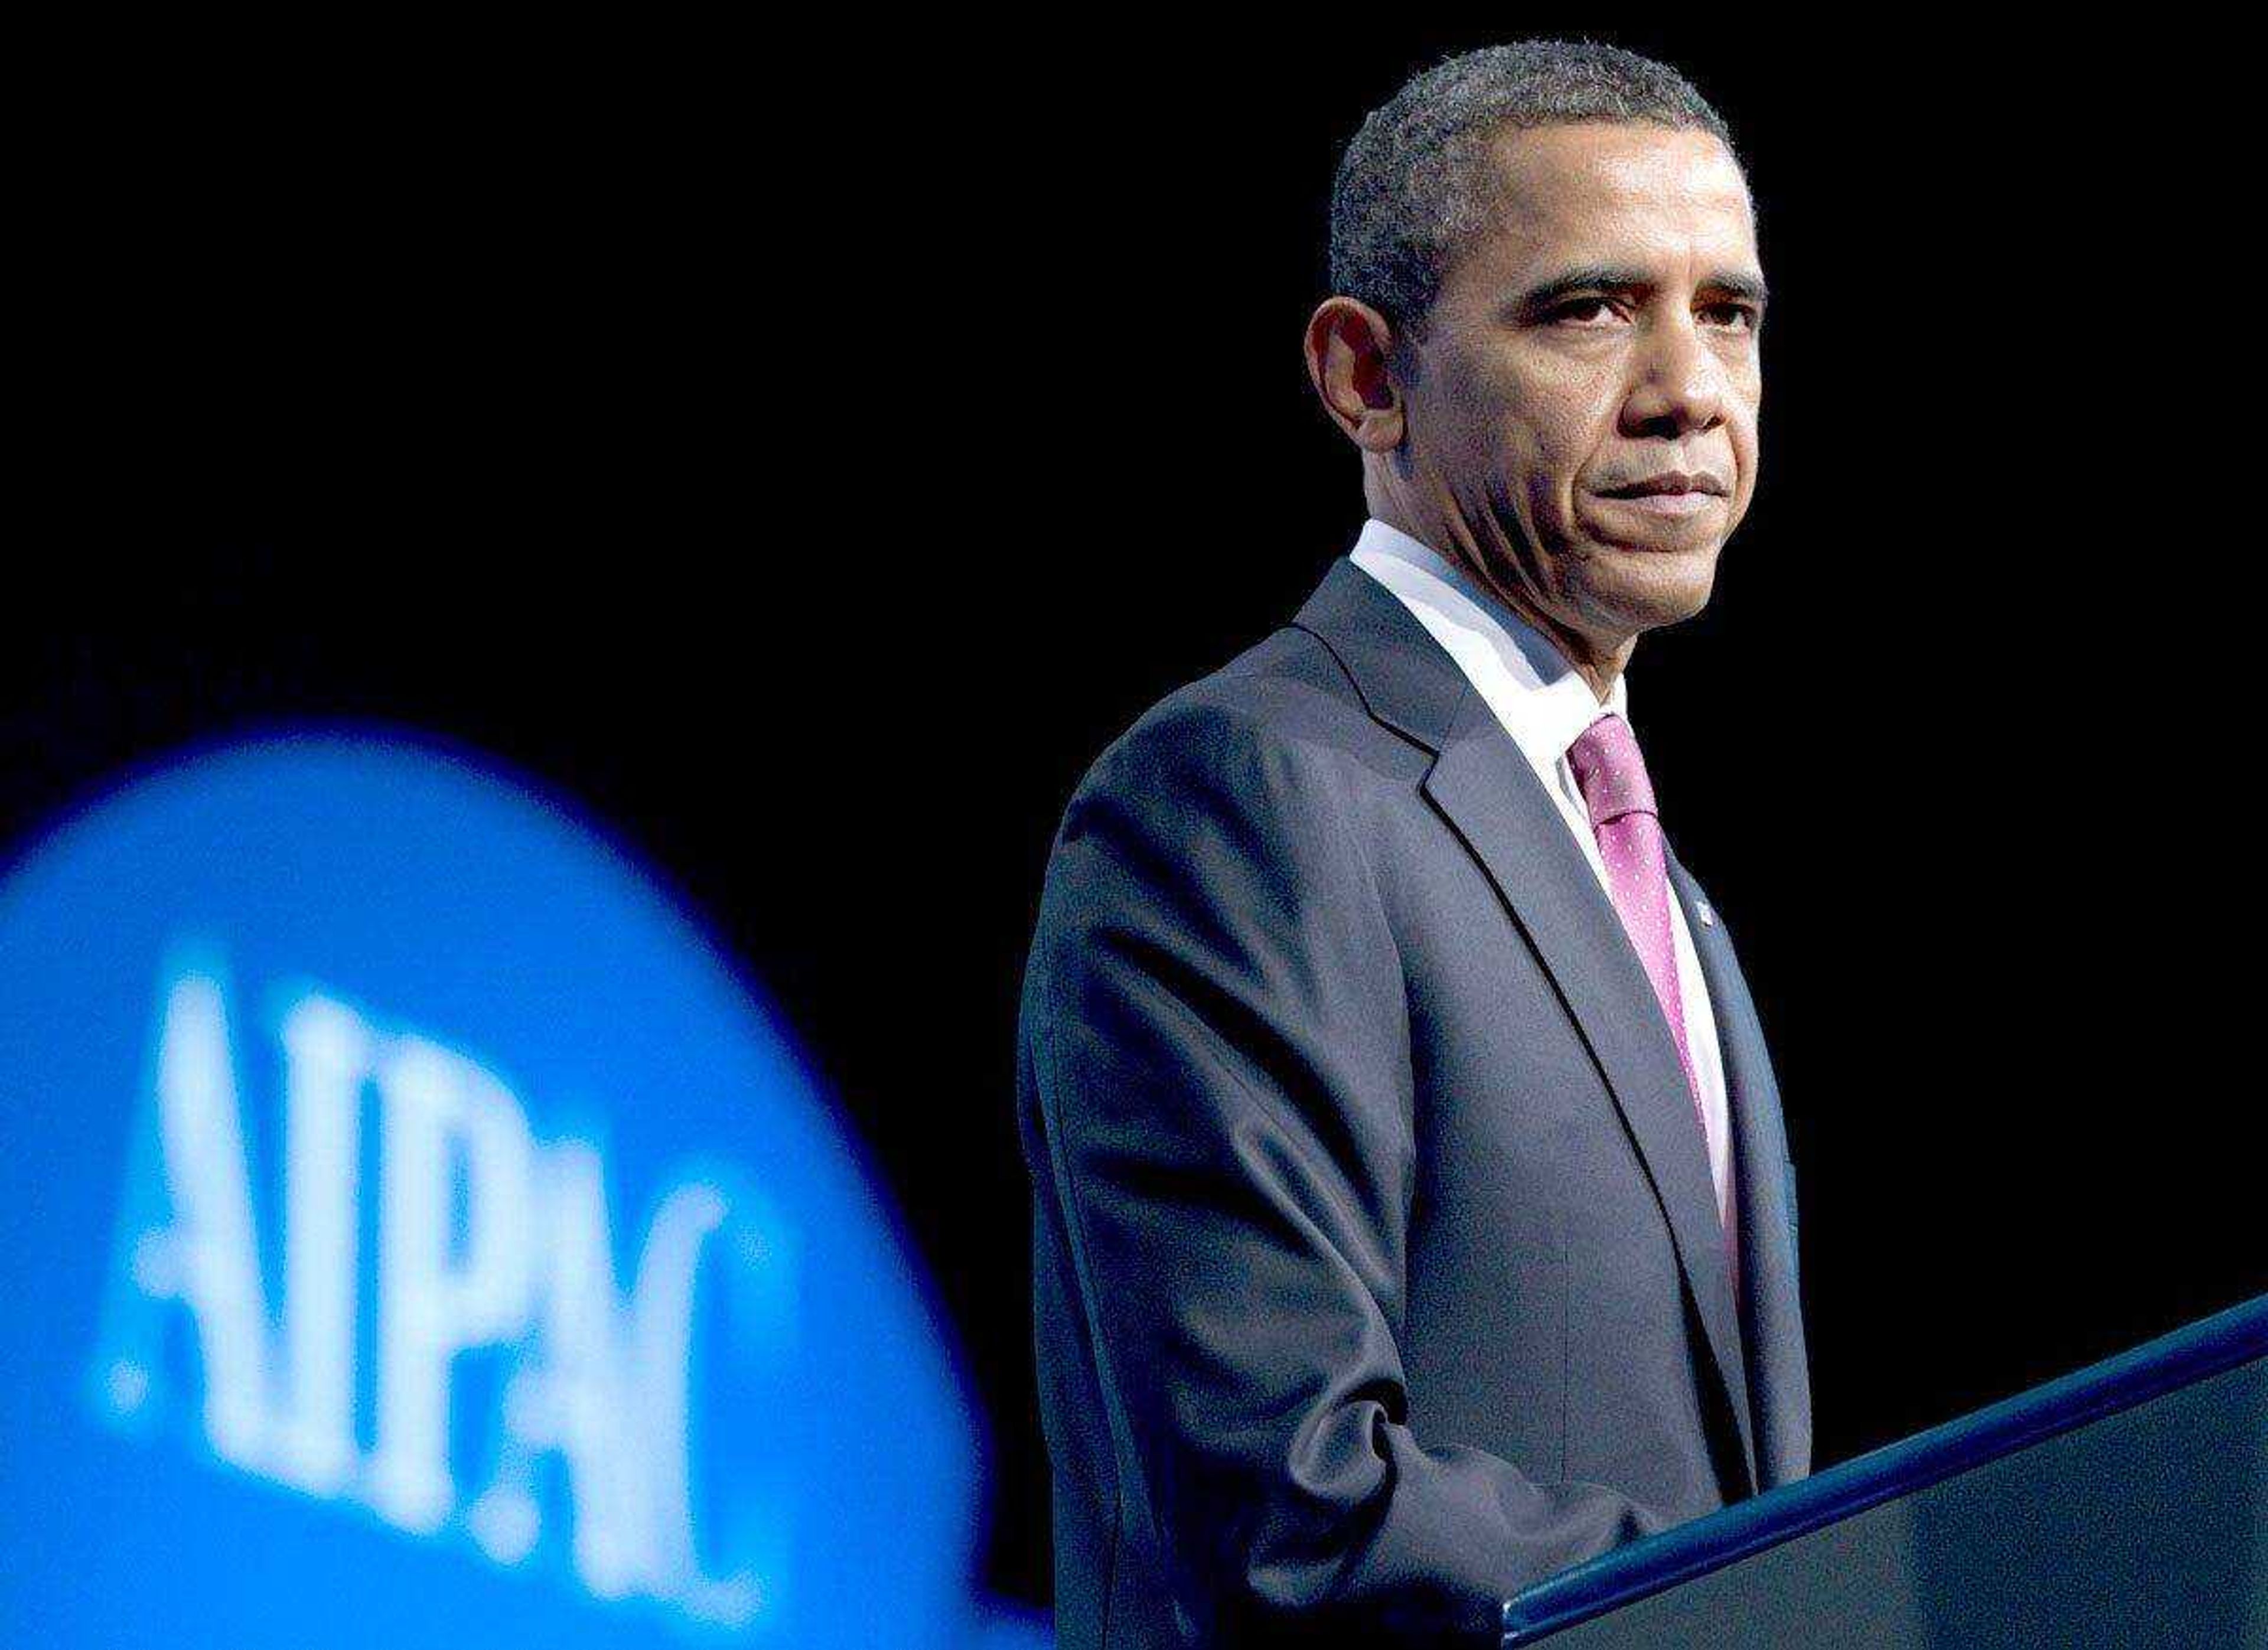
(1566, 712, 1658, 827)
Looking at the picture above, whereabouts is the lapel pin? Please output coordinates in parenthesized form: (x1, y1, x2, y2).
(1697, 901, 1716, 928)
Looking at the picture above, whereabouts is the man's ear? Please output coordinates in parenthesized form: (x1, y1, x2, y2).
(1304, 296, 1407, 454)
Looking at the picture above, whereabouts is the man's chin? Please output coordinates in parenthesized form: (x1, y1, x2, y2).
(1583, 540, 1721, 631)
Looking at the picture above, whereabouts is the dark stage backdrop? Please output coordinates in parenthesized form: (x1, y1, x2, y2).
(19, 18, 2265, 1616)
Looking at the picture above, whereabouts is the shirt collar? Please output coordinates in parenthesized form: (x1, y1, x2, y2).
(1348, 518, 1625, 775)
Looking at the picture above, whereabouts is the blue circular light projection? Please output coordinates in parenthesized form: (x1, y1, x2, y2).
(0, 732, 1002, 1648)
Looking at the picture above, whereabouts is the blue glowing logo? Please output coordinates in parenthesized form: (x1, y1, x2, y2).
(0, 733, 1005, 1648)
(96, 961, 781, 1625)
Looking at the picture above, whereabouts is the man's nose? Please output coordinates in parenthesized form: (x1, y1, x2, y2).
(1618, 316, 1726, 437)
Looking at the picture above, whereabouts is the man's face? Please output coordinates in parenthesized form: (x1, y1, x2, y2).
(1398, 122, 1764, 655)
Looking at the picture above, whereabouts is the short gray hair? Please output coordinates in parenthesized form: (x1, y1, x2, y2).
(1329, 40, 1739, 333)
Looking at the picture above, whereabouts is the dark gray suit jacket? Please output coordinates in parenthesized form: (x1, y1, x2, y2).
(1017, 556, 1810, 1648)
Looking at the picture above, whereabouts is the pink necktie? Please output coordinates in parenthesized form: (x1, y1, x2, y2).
(1566, 713, 1737, 1273)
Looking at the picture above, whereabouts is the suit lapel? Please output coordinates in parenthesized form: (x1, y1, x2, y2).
(1295, 559, 1759, 1496)
(1668, 856, 1813, 1489)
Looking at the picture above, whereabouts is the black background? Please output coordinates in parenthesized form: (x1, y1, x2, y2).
(17, 18, 2266, 1615)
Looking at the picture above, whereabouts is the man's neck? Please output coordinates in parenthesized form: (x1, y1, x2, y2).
(1367, 506, 1632, 703)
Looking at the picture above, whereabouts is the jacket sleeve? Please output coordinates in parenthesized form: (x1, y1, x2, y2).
(1022, 700, 1674, 1647)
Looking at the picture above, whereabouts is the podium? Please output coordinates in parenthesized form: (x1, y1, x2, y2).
(1502, 1293, 2268, 1648)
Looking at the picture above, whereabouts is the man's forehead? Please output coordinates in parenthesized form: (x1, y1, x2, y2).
(1470, 120, 1757, 268)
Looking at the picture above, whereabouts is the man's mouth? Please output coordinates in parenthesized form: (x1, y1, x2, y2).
(1589, 471, 1728, 518)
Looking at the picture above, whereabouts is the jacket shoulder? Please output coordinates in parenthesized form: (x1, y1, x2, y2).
(1064, 622, 1409, 823)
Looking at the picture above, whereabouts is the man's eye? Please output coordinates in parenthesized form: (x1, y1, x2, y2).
(1550, 297, 1623, 327)
(1703, 302, 1761, 332)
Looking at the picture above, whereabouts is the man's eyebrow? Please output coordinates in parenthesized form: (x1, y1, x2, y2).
(1705, 270, 1772, 306)
(1513, 265, 1771, 314)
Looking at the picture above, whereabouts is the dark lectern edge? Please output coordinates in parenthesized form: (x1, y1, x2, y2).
(1498, 1290, 2268, 1646)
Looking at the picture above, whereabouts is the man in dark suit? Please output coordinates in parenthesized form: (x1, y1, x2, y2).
(1016, 41, 1808, 1648)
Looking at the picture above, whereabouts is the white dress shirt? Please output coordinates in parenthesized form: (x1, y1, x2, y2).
(1349, 519, 1735, 1231)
